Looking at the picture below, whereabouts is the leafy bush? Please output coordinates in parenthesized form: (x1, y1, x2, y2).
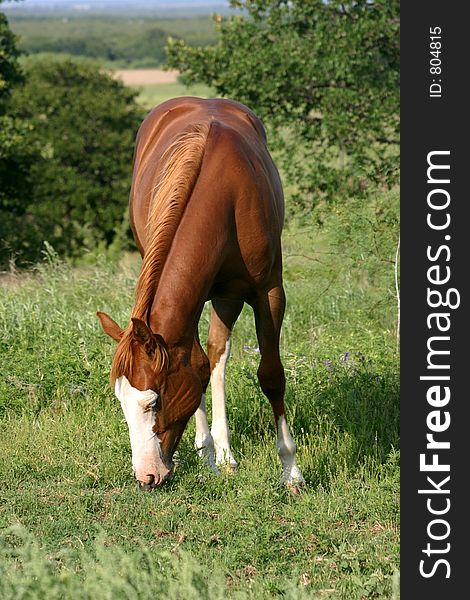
(1, 56, 143, 267)
(0, 11, 22, 106)
(1, 9, 37, 265)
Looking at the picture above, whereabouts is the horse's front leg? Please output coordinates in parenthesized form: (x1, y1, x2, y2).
(191, 336, 218, 472)
(207, 298, 243, 472)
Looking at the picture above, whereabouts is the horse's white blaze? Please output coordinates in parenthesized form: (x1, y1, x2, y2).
(276, 415, 305, 485)
(194, 394, 218, 473)
(210, 339, 237, 467)
(115, 376, 162, 481)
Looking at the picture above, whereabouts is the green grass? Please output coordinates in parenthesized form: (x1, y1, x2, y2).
(136, 81, 215, 109)
(0, 212, 399, 598)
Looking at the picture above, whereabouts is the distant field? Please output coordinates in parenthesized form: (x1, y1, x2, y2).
(111, 68, 214, 108)
(8, 15, 218, 67)
(9, 12, 218, 106)
(136, 81, 216, 109)
(113, 68, 179, 85)
(9, 16, 218, 46)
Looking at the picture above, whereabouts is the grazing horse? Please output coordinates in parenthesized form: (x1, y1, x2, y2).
(97, 97, 304, 490)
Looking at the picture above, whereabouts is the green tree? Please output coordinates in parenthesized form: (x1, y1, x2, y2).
(22, 27, 170, 66)
(167, 0, 399, 211)
(2, 56, 143, 265)
(0, 9, 22, 103)
(1, 5, 38, 267)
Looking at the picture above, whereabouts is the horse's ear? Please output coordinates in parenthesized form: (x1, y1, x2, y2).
(131, 318, 153, 346)
(96, 312, 123, 342)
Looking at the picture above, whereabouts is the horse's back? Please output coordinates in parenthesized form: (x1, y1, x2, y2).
(130, 97, 284, 296)
(137, 96, 267, 148)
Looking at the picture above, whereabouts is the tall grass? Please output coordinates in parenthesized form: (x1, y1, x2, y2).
(0, 200, 399, 599)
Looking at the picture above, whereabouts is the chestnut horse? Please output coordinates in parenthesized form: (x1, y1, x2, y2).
(97, 97, 304, 490)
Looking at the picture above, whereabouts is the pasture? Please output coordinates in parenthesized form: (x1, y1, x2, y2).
(136, 80, 214, 109)
(111, 68, 214, 109)
(0, 205, 400, 598)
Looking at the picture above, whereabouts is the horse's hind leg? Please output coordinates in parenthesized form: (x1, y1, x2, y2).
(254, 285, 305, 487)
(207, 298, 243, 471)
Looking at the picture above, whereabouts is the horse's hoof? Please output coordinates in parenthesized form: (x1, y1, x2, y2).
(287, 484, 303, 495)
(220, 462, 238, 475)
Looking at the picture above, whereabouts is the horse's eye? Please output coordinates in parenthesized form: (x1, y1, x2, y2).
(148, 395, 161, 412)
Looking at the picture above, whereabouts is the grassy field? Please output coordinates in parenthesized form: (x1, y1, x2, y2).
(136, 81, 215, 109)
(0, 190, 400, 598)
(110, 69, 214, 110)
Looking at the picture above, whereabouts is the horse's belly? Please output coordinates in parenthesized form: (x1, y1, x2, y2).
(208, 278, 254, 303)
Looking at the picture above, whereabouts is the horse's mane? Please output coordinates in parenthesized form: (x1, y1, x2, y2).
(111, 121, 211, 384)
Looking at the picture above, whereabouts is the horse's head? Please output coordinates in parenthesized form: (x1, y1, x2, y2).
(96, 312, 201, 489)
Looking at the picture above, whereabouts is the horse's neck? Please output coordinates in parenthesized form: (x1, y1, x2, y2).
(145, 194, 223, 347)
(148, 272, 207, 348)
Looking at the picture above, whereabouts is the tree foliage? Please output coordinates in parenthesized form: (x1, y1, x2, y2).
(0, 10, 22, 105)
(1, 56, 143, 266)
(10, 16, 218, 68)
(167, 0, 399, 211)
(21, 26, 171, 66)
(1, 7, 37, 267)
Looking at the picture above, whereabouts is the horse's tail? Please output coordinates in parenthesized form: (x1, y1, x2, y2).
(132, 121, 212, 320)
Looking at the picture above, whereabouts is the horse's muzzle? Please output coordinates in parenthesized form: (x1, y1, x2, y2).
(137, 465, 173, 491)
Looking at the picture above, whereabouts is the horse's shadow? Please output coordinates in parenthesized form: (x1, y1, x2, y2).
(286, 356, 400, 488)
(165, 354, 399, 491)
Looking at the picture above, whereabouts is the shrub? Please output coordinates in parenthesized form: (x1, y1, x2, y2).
(1, 56, 143, 267)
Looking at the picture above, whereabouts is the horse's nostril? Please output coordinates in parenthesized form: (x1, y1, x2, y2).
(138, 474, 156, 491)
